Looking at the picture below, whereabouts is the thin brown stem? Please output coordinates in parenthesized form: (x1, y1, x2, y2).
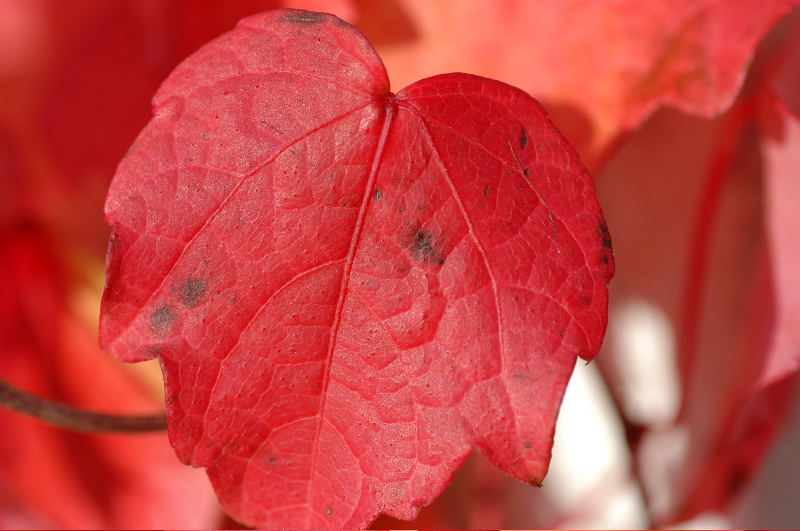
(0, 379, 167, 433)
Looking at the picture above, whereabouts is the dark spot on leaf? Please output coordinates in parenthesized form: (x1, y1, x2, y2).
(483, 184, 490, 197)
(324, 13, 351, 27)
(411, 230, 435, 257)
(281, 10, 326, 24)
(523, 167, 530, 176)
(512, 371, 532, 381)
(520, 127, 528, 149)
(559, 329, 565, 338)
(146, 346, 161, 357)
(151, 305, 176, 336)
(373, 189, 382, 200)
(580, 294, 591, 306)
(417, 204, 425, 210)
(599, 222, 612, 250)
(408, 230, 445, 265)
(600, 255, 610, 266)
(524, 441, 533, 449)
(529, 478, 544, 488)
(108, 230, 119, 251)
(165, 391, 178, 405)
(325, 507, 333, 516)
(176, 277, 208, 308)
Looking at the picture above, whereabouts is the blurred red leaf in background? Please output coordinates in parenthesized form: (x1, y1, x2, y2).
(1, 0, 799, 528)
(368, 0, 798, 169)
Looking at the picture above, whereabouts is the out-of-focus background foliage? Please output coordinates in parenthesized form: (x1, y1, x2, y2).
(1, 1, 799, 528)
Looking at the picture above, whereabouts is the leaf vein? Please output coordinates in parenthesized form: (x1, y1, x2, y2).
(106, 101, 373, 351)
(305, 102, 395, 526)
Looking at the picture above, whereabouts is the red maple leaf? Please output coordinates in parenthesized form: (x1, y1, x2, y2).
(99, 9, 613, 528)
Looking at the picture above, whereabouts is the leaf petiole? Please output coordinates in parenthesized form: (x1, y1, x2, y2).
(0, 379, 167, 433)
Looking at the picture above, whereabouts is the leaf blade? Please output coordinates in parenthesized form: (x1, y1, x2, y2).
(100, 9, 614, 528)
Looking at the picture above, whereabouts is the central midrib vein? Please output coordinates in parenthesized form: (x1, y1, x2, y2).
(305, 99, 396, 525)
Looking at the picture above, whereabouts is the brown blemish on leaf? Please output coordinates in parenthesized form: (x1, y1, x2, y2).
(281, 10, 326, 24)
(599, 222, 612, 250)
(408, 229, 445, 265)
(412, 230, 435, 256)
(108, 229, 119, 251)
(146, 346, 162, 357)
(165, 391, 178, 406)
(325, 507, 333, 516)
(373, 189, 382, 200)
(151, 305, 176, 336)
(524, 441, 533, 449)
(520, 126, 528, 149)
(176, 277, 208, 308)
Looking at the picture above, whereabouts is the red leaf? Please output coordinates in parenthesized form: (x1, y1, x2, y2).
(99, 9, 613, 528)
